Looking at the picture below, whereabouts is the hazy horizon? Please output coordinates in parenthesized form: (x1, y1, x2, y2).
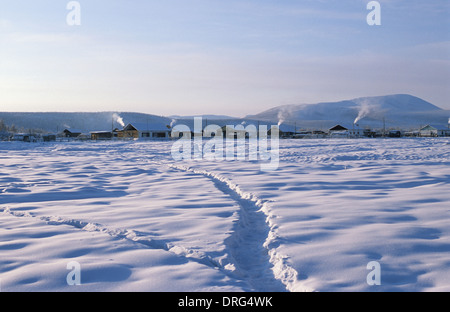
(0, 93, 448, 120)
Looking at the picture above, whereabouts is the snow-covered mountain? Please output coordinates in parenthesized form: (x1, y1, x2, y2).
(247, 94, 449, 130)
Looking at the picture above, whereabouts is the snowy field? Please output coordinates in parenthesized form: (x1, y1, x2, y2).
(1, 138, 449, 292)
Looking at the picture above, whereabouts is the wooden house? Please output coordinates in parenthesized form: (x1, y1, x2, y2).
(63, 129, 82, 138)
(120, 123, 171, 140)
(90, 131, 113, 140)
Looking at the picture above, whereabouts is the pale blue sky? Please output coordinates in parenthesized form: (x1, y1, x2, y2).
(0, 0, 449, 116)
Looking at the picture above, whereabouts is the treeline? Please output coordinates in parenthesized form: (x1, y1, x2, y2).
(0, 119, 46, 138)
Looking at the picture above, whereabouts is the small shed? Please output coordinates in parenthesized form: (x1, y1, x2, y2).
(43, 134, 57, 142)
(91, 131, 113, 140)
(10, 133, 39, 142)
(388, 130, 402, 138)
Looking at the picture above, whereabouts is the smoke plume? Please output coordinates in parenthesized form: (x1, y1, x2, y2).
(354, 100, 373, 125)
(113, 113, 125, 127)
(277, 106, 294, 126)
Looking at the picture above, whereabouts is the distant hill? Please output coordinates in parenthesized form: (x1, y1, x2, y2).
(0, 111, 283, 134)
(168, 114, 238, 120)
(246, 94, 449, 130)
(1, 95, 448, 133)
(0, 112, 173, 133)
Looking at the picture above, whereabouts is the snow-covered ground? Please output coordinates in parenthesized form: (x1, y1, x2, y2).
(1, 138, 449, 292)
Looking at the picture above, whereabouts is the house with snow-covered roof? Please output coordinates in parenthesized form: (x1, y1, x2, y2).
(328, 124, 365, 137)
(63, 129, 82, 138)
(119, 123, 171, 140)
(419, 125, 450, 137)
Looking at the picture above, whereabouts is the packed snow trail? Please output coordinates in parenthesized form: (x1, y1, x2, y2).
(168, 164, 302, 292)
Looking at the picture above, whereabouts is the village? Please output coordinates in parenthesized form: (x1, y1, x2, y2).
(2, 119, 450, 143)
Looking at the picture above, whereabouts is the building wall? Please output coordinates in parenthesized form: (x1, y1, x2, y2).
(118, 130, 139, 139)
(420, 130, 436, 137)
(141, 131, 170, 139)
(91, 132, 113, 140)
